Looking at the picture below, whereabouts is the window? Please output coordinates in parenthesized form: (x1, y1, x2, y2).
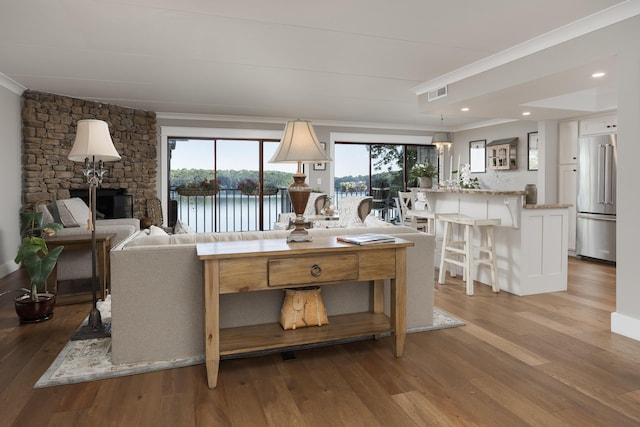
(168, 138, 292, 232)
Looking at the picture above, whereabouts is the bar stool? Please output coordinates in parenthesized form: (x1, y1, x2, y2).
(437, 213, 501, 295)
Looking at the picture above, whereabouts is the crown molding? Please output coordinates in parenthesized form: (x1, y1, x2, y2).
(0, 72, 26, 95)
(413, 1, 640, 95)
(452, 118, 519, 132)
(156, 112, 434, 132)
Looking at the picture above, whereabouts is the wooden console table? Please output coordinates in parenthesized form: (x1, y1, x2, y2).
(197, 236, 413, 389)
(45, 233, 115, 305)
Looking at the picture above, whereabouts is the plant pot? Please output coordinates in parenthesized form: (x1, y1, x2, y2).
(14, 293, 56, 324)
(418, 177, 433, 188)
(177, 187, 218, 196)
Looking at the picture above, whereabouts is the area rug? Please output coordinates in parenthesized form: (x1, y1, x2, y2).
(35, 302, 464, 388)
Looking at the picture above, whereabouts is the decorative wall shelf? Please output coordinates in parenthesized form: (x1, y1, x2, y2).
(487, 137, 518, 170)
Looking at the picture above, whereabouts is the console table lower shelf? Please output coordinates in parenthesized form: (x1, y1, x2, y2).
(220, 312, 392, 356)
(197, 236, 413, 389)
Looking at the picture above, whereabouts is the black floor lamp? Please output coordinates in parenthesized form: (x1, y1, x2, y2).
(68, 119, 121, 340)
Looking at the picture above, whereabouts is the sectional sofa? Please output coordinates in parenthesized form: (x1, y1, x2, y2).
(110, 224, 435, 364)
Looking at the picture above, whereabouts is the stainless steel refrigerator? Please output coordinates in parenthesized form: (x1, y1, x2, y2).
(576, 133, 616, 262)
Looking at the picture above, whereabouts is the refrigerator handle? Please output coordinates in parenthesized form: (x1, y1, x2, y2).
(604, 144, 613, 205)
(597, 144, 605, 204)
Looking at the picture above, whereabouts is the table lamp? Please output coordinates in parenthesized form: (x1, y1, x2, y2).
(68, 119, 121, 340)
(270, 120, 331, 242)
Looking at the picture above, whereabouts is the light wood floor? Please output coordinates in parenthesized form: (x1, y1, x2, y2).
(1, 258, 639, 427)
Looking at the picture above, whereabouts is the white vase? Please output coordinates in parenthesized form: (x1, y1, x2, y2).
(418, 177, 433, 188)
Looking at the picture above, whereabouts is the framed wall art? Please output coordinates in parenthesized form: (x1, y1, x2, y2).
(313, 142, 327, 170)
(528, 132, 539, 171)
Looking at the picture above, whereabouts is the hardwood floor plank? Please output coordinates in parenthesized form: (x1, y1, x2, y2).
(459, 321, 551, 366)
(468, 374, 569, 427)
(392, 389, 477, 427)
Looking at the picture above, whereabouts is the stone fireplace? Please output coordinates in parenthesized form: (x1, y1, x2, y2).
(21, 91, 158, 219)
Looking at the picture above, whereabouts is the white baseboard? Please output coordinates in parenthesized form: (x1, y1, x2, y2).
(0, 261, 20, 280)
(611, 312, 640, 341)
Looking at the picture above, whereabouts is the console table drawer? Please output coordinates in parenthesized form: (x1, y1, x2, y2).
(268, 254, 358, 287)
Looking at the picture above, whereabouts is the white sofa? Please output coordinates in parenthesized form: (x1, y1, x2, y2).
(110, 225, 435, 364)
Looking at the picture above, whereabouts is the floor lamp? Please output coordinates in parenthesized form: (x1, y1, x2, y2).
(270, 120, 331, 242)
(68, 119, 121, 340)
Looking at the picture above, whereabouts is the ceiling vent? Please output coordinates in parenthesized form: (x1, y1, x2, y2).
(427, 85, 448, 102)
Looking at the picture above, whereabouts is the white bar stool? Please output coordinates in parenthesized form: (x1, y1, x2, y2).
(437, 213, 501, 295)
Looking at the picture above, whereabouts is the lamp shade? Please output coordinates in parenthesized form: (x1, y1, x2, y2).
(269, 120, 332, 164)
(68, 119, 121, 162)
(432, 132, 452, 145)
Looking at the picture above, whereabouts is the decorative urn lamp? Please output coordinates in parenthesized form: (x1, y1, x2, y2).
(270, 120, 331, 242)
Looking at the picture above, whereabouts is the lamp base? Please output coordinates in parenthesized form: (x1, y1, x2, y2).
(286, 173, 313, 243)
(71, 308, 111, 341)
(287, 225, 312, 242)
(72, 322, 111, 341)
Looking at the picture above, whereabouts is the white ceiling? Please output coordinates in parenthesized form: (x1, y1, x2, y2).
(0, 0, 638, 131)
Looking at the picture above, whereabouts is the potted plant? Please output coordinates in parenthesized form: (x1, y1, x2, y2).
(237, 179, 259, 195)
(410, 161, 438, 188)
(0, 211, 64, 323)
(177, 179, 220, 196)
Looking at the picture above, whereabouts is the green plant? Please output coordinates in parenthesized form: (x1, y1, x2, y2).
(410, 161, 437, 179)
(237, 178, 258, 194)
(3, 212, 64, 301)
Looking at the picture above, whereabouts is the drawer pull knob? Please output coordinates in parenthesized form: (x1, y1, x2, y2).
(310, 264, 322, 277)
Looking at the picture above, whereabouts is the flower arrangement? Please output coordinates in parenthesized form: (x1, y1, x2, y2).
(177, 179, 220, 196)
(237, 180, 279, 196)
(458, 164, 480, 189)
(263, 183, 278, 195)
(237, 179, 258, 195)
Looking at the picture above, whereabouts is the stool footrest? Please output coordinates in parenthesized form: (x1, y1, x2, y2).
(443, 258, 465, 268)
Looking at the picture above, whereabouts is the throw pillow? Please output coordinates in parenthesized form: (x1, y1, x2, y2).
(148, 225, 169, 236)
(56, 198, 90, 228)
(338, 196, 367, 228)
(173, 219, 196, 234)
(47, 201, 62, 224)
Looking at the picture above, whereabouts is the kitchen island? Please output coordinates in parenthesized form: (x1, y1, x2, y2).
(415, 188, 570, 296)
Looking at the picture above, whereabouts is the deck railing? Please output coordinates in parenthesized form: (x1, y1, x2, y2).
(171, 187, 378, 233)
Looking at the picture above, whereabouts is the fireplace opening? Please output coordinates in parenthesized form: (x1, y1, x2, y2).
(69, 188, 133, 219)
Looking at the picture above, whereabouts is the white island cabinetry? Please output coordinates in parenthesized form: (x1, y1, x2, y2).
(422, 189, 569, 296)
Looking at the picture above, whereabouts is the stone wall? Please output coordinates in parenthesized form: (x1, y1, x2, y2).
(21, 91, 157, 219)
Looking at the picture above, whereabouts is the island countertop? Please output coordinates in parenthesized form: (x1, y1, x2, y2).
(420, 188, 527, 196)
(524, 203, 572, 209)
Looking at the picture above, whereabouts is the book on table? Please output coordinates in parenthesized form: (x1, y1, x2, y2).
(336, 233, 396, 245)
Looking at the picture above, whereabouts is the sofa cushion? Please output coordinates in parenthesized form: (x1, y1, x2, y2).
(174, 219, 196, 234)
(148, 225, 169, 236)
(56, 197, 90, 228)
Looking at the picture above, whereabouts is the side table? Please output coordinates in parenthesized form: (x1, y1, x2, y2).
(45, 233, 115, 305)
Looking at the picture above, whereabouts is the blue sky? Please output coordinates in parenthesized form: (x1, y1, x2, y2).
(171, 139, 372, 177)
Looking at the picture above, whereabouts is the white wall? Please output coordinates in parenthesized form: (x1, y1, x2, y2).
(0, 84, 23, 278)
(452, 120, 538, 192)
(612, 41, 640, 340)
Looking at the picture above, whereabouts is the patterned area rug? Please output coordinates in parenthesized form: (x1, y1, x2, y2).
(34, 300, 465, 388)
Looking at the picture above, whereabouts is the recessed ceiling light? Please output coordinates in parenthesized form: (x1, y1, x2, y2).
(522, 111, 531, 116)
(592, 72, 606, 78)
(461, 107, 470, 112)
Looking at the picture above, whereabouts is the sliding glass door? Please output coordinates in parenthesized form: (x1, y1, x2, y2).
(168, 138, 293, 232)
